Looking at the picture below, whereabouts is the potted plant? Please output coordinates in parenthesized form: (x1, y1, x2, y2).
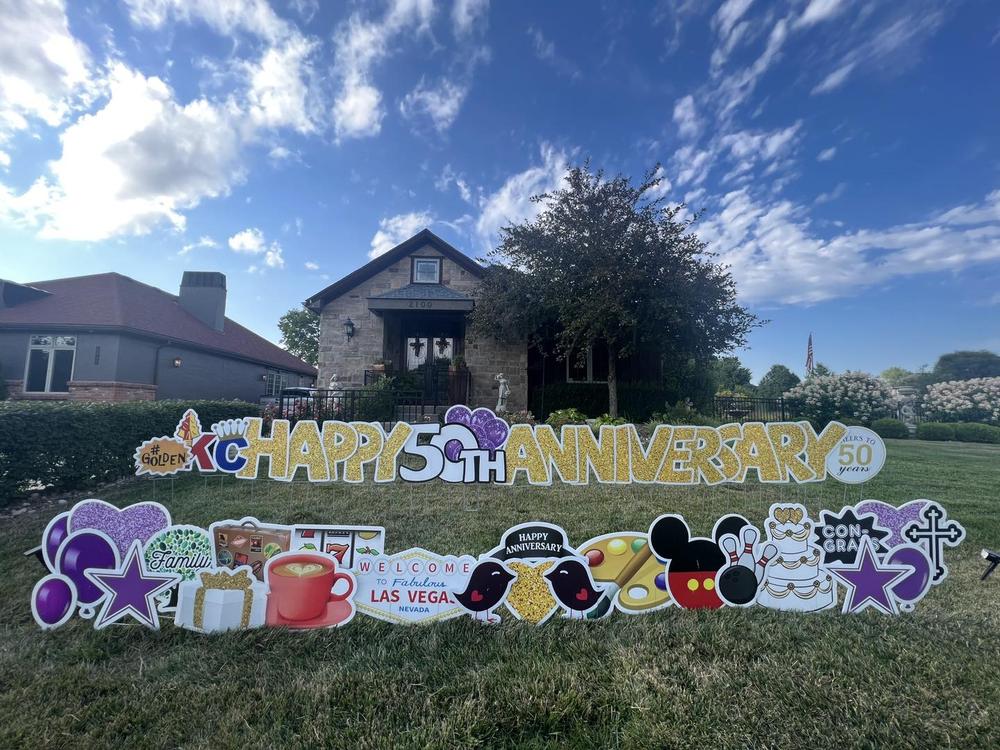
(450, 354, 466, 372)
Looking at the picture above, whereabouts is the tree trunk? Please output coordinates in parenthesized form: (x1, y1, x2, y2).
(607, 349, 619, 418)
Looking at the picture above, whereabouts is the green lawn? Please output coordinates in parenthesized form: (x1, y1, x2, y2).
(1, 439, 999, 748)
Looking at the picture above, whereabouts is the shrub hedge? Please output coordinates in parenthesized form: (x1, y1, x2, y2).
(530, 382, 668, 422)
(916, 422, 957, 441)
(953, 422, 1000, 444)
(871, 418, 910, 439)
(0, 400, 259, 502)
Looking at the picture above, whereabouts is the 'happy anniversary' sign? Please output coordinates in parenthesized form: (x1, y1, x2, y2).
(134, 407, 885, 486)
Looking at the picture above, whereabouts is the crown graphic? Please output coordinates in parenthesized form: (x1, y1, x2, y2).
(212, 418, 249, 442)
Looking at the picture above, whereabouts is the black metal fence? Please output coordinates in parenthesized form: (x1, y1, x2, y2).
(364, 366, 470, 405)
(712, 396, 789, 422)
(276, 388, 446, 425)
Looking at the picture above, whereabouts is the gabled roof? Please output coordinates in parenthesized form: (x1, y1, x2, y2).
(305, 229, 483, 310)
(0, 272, 316, 376)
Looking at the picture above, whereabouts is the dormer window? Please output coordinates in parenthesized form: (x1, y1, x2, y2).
(412, 257, 441, 284)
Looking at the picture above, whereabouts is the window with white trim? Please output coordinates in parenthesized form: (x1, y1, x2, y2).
(412, 257, 441, 284)
(24, 334, 76, 393)
(264, 370, 289, 396)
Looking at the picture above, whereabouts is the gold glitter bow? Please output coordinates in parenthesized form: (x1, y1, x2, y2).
(773, 507, 804, 525)
(193, 569, 254, 630)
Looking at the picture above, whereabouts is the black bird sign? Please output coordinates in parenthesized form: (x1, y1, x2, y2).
(544, 559, 604, 618)
(454, 560, 516, 623)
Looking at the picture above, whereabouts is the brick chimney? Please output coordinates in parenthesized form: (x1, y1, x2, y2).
(178, 272, 226, 331)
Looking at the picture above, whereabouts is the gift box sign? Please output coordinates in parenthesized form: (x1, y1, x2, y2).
(174, 568, 267, 634)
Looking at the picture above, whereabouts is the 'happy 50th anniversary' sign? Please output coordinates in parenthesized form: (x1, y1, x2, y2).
(134, 407, 886, 486)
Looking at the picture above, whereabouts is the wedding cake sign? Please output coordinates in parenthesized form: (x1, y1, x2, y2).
(757, 504, 836, 612)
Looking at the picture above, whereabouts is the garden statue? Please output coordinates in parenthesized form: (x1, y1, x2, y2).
(495, 373, 510, 412)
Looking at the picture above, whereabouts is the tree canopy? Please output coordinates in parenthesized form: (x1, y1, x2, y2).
(469, 162, 760, 416)
(710, 356, 754, 394)
(932, 350, 1000, 382)
(757, 364, 801, 398)
(277, 307, 320, 367)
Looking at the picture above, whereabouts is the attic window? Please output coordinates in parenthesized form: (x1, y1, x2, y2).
(412, 257, 440, 284)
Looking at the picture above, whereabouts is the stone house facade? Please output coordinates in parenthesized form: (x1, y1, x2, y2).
(306, 229, 527, 411)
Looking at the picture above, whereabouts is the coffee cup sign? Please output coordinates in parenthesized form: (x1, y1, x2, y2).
(264, 551, 356, 629)
(824, 426, 886, 484)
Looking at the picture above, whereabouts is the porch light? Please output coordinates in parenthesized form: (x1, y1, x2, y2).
(343, 318, 355, 341)
(172, 357, 182, 368)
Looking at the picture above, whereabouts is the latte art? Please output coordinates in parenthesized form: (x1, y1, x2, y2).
(274, 562, 327, 578)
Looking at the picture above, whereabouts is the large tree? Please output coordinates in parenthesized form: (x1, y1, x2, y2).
(277, 307, 319, 367)
(757, 364, 800, 398)
(932, 350, 1000, 382)
(711, 356, 754, 394)
(469, 163, 760, 416)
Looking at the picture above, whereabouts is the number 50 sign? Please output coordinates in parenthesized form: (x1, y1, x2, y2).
(825, 426, 887, 484)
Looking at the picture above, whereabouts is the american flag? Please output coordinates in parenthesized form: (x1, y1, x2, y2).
(805, 333, 814, 374)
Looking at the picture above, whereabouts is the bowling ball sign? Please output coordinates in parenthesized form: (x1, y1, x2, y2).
(825, 426, 886, 484)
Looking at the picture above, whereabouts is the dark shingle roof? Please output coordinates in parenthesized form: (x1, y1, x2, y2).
(369, 284, 472, 301)
(305, 228, 483, 309)
(0, 272, 316, 375)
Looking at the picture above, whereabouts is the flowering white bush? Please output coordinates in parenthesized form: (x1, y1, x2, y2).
(784, 371, 897, 426)
(922, 377, 1000, 424)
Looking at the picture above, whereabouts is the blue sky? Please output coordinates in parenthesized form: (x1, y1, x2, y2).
(1, 0, 998, 380)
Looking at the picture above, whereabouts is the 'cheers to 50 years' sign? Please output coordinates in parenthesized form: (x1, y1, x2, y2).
(134, 407, 885, 486)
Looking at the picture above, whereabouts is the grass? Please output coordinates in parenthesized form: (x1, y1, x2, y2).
(1, 439, 999, 748)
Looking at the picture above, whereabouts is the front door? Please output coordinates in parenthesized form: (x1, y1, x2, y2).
(398, 314, 464, 401)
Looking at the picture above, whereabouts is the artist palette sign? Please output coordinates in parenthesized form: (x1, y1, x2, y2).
(27, 498, 965, 633)
(134, 407, 885, 486)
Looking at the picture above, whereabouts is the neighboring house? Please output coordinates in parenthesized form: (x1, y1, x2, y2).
(306, 229, 528, 411)
(0, 271, 315, 402)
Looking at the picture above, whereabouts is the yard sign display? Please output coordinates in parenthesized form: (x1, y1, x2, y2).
(29, 497, 966, 632)
(134, 407, 885, 486)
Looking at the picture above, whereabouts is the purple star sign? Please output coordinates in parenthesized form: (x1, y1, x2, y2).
(826, 537, 911, 615)
(85, 542, 180, 630)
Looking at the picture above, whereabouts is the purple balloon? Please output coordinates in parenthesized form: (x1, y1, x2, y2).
(56, 531, 119, 606)
(888, 545, 932, 604)
(33, 575, 76, 628)
(43, 513, 70, 571)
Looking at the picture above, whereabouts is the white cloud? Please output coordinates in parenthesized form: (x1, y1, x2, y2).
(697, 188, 1000, 305)
(452, 0, 489, 37)
(646, 166, 673, 200)
(0, 0, 95, 144)
(673, 95, 700, 139)
(814, 181, 847, 204)
(331, 0, 436, 141)
(812, 61, 855, 94)
(244, 35, 319, 134)
(436, 164, 473, 202)
(123, 0, 291, 41)
(304, 260, 319, 270)
(795, 0, 848, 29)
(710, 0, 754, 71)
(400, 78, 468, 133)
(0, 151, 9, 168)
(180, 235, 219, 255)
(229, 227, 266, 253)
(475, 143, 569, 247)
(228, 226, 283, 269)
(817, 146, 837, 161)
(370, 210, 434, 257)
(0, 64, 242, 241)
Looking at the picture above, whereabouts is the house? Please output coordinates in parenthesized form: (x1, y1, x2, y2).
(305, 229, 528, 411)
(0, 271, 315, 402)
